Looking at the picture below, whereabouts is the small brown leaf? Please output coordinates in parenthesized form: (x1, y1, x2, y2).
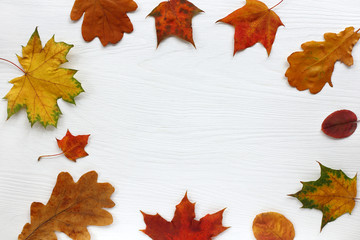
(253, 212, 295, 240)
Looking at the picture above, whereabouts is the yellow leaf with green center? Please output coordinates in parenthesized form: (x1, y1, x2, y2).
(290, 163, 357, 230)
(4, 28, 84, 128)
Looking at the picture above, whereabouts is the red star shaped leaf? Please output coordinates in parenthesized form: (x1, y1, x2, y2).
(141, 193, 229, 240)
(38, 130, 90, 162)
(148, 0, 203, 47)
(217, 0, 284, 55)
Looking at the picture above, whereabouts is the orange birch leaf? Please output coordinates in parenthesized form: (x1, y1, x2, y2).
(38, 130, 90, 162)
(141, 193, 229, 240)
(290, 163, 357, 230)
(286, 27, 360, 94)
(71, 0, 138, 46)
(148, 0, 203, 47)
(253, 212, 295, 240)
(18, 171, 115, 240)
(217, 0, 284, 56)
(3, 28, 84, 128)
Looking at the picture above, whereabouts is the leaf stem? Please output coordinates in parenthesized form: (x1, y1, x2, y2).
(0, 57, 25, 73)
(269, 0, 284, 10)
(356, 28, 360, 33)
(38, 152, 64, 161)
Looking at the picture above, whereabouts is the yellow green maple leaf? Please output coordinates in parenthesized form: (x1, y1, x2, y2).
(290, 163, 357, 230)
(4, 28, 84, 127)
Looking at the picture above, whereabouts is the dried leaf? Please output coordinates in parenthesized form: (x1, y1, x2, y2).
(19, 171, 115, 240)
(57, 130, 90, 161)
(217, 0, 284, 55)
(141, 193, 229, 240)
(71, 0, 138, 46)
(253, 212, 295, 240)
(286, 27, 360, 94)
(290, 163, 357, 230)
(322, 110, 357, 139)
(4, 28, 84, 128)
(38, 130, 90, 162)
(148, 0, 203, 47)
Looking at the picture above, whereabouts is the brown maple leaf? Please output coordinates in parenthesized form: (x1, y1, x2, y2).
(141, 193, 229, 240)
(71, 0, 138, 46)
(148, 0, 203, 47)
(217, 0, 284, 55)
(38, 130, 90, 162)
(18, 171, 115, 240)
(286, 27, 360, 94)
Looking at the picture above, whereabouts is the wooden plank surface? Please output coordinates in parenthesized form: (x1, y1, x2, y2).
(1, 0, 360, 239)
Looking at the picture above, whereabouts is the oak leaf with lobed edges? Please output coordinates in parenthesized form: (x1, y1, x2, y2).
(18, 171, 115, 240)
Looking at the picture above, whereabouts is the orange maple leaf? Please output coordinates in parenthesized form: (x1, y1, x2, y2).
(38, 130, 90, 162)
(148, 0, 203, 47)
(252, 212, 295, 240)
(217, 0, 284, 55)
(141, 193, 229, 240)
(71, 0, 138, 46)
(18, 171, 115, 240)
(286, 27, 360, 94)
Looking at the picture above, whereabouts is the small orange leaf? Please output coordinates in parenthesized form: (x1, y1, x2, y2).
(148, 0, 203, 47)
(253, 212, 295, 240)
(71, 0, 138, 46)
(18, 171, 115, 240)
(286, 27, 360, 94)
(141, 193, 229, 240)
(38, 130, 90, 162)
(217, 0, 284, 55)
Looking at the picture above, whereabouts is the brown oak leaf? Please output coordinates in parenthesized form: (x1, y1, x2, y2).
(71, 0, 138, 46)
(286, 27, 360, 94)
(18, 171, 115, 240)
(148, 0, 203, 47)
(141, 193, 229, 240)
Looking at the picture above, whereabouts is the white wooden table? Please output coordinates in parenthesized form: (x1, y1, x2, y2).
(1, 0, 360, 239)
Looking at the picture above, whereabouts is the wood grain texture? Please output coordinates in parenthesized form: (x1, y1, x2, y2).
(1, 0, 360, 239)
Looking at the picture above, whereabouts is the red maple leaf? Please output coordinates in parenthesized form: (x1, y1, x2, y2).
(217, 0, 284, 55)
(38, 130, 90, 162)
(148, 0, 203, 47)
(141, 193, 229, 240)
